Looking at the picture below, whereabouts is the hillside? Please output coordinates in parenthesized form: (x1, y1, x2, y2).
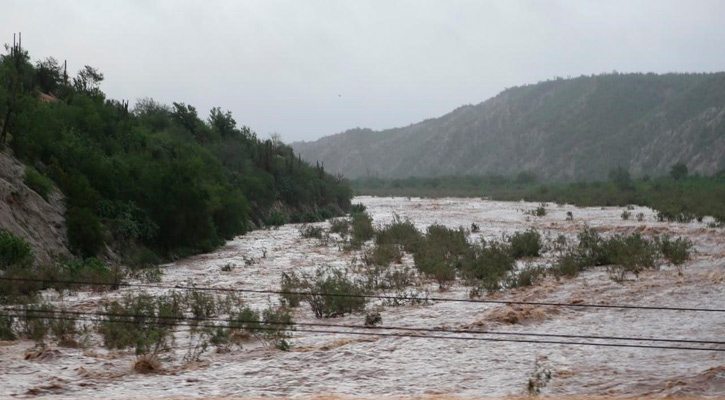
(292, 73, 725, 181)
(0, 44, 352, 263)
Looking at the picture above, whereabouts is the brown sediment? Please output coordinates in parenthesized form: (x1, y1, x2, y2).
(293, 337, 379, 353)
(23, 347, 62, 361)
(482, 304, 559, 325)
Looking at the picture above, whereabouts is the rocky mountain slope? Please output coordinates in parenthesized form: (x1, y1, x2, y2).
(0, 149, 71, 265)
(292, 73, 725, 181)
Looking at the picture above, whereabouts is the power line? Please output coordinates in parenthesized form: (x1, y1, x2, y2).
(4, 307, 725, 349)
(2, 276, 723, 313)
(2, 311, 724, 352)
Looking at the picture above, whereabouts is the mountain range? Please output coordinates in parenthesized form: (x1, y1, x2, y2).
(292, 73, 725, 181)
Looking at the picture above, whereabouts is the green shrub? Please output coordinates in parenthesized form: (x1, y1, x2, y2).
(17, 303, 55, 342)
(280, 271, 305, 307)
(350, 211, 375, 247)
(551, 250, 589, 278)
(0, 314, 16, 340)
(0, 230, 34, 269)
(307, 267, 368, 318)
(259, 307, 293, 349)
(362, 264, 415, 291)
(50, 310, 80, 345)
(576, 227, 609, 266)
(606, 233, 659, 281)
(266, 211, 287, 228)
(510, 265, 546, 288)
(413, 225, 469, 288)
(460, 240, 515, 291)
(66, 207, 104, 257)
(99, 292, 185, 354)
(59, 257, 120, 289)
(508, 229, 542, 258)
(658, 235, 693, 267)
(526, 204, 547, 217)
(316, 206, 334, 220)
(375, 216, 421, 252)
(281, 267, 367, 318)
(350, 203, 367, 215)
(621, 210, 631, 220)
(128, 247, 161, 270)
(24, 166, 54, 200)
(363, 243, 402, 267)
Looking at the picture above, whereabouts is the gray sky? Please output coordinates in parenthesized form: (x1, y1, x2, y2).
(3, 0, 725, 142)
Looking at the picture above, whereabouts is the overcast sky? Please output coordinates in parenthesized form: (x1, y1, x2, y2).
(3, 0, 725, 142)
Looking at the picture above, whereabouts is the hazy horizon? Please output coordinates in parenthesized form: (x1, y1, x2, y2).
(3, 0, 725, 143)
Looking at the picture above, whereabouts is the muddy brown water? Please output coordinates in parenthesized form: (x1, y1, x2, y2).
(1, 196, 724, 399)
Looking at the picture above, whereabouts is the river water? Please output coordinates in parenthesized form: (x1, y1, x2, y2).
(1, 196, 724, 399)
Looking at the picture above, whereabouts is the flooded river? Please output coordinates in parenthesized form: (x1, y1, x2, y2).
(1, 197, 724, 399)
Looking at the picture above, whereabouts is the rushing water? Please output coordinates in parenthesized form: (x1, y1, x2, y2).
(1, 196, 724, 399)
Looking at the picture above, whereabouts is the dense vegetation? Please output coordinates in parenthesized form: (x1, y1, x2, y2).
(352, 168, 725, 225)
(293, 72, 725, 181)
(286, 210, 694, 319)
(0, 42, 352, 261)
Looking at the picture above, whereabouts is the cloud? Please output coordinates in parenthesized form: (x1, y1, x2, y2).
(3, 0, 724, 142)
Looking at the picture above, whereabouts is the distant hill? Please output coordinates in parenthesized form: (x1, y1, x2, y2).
(292, 73, 725, 181)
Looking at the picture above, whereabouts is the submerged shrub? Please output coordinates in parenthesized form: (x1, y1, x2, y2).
(460, 240, 515, 292)
(414, 225, 469, 288)
(551, 249, 590, 279)
(510, 265, 546, 288)
(658, 235, 693, 268)
(329, 218, 350, 236)
(364, 312, 382, 327)
(280, 267, 368, 318)
(307, 267, 367, 318)
(364, 243, 402, 267)
(526, 204, 547, 217)
(280, 271, 305, 307)
(604, 233, 659, 281)
(300, 225, 324, 239)
(508, 229, 542, 259)
(375, 215, 422, 252)
(99, 292, 185, 354)
(350, 211, 375, 247)
(16, 303, 55, 342)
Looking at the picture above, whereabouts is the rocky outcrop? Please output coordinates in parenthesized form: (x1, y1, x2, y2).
(0, 149, 71, 265)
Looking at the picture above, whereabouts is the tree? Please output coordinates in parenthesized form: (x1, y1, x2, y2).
(608, 166, 632, 190)
(35, 57, 62, 94)
(72, 65, 104, 97)
(208, 107, 237, 138)
(670, 162, 688, 181)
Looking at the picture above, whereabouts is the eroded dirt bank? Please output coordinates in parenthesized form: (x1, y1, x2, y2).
(1, 196, 724, 399)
